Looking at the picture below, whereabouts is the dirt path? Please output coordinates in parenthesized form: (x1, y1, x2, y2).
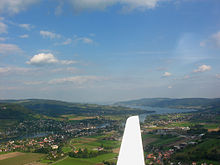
(113, 148, 120, 154)
(24, 162, 46, 165)
(0, 152, 25, 160)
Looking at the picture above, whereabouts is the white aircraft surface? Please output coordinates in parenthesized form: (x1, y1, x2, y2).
(117, 116, 145, 165)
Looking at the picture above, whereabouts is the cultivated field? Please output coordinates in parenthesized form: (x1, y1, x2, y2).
(0, 152, 45, 165)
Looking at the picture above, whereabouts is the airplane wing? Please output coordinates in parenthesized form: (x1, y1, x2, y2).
(117, 116, 145, 165)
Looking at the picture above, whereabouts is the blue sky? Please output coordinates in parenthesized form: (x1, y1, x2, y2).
(0, 0, 220, 102)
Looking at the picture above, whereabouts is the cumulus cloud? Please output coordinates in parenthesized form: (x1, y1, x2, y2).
(0, 0, 38, 14)
(49, 76, 105, 85)
(194, 65, 211, 73)
(163, 72, 172, 77)
(27, 53, 58, 65)
(19, 34, 29, 38)
(0, 43, 22, 55)
(40, 30, 61, 39)
(68, 0, 161, 12)
(0, 22, 7, 34)
(27, 53, 77, 66)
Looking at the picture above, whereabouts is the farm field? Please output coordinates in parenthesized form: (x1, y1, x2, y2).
(61, 114, 97, 121)
(142, 133, 184, 148)
(67, 134, 120, 151)
(0, 152, 45, 165)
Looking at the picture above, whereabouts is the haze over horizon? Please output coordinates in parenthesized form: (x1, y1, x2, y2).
(0, 0, 220, 102)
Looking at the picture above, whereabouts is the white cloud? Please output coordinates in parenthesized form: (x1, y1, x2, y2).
(68, 0, 161, 12)
(163, 72, 172, 77)
(199, 41, 206, 47)
(19, 34, 29, 38)
(183, 75, 190, 79)
(49, 76, 105, 85)
(0, 43, 22, 55)
(24, 81, 43, 85)
(19, 24, 33, 30)
(216, 74, 220, 79)
(0, 67, 31, 74)
(211, 31, 220, 47)
(0, 22, 7, 34)
(40, 30, 61, 39)
(27, 53, 77, 66)
(62, 38, 72, 45)
(74, 37, 94, 44)
(55, 2, 63, 15)
(194, 65, 211, 73)
(60, 60, 77, 65)
(81, 37, 93, 44)
(27, 53, 58, 65)
(0, 0, 38, 14)
(51, 67, 78, 73)
(0, 37, 7, 41)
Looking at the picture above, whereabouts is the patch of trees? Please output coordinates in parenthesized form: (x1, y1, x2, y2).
(187, 124, 207, 135)
(103, 160, 116, 165)
(34, 147, 50, 154)
(68, 148, 110, 158)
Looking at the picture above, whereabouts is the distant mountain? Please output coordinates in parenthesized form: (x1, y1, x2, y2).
(115, 98, 220, 110)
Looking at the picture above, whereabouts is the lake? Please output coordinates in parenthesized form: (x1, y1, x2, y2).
(132, 106, 197, 123)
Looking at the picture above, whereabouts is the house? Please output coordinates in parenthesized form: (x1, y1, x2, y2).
(51, 145, 59, 150)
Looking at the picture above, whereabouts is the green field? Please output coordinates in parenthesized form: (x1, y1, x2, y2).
(58, 134, 120, 165)
(150, 136, 182, 146)
(68, 135, 120, 150)
(142, 133, 183, 147)
(203, 123, 220, 129)
(54, 153, 117, 165)
(0, 153, 45, 165)
(168, 121, 195, 127)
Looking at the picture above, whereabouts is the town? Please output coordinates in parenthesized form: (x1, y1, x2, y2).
(0, 108, 220, 165)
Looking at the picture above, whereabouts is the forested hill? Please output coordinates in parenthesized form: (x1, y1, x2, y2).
(0, 99, 149, 118)
(0, 103, 36, 120)
(115, 98, 220, 110)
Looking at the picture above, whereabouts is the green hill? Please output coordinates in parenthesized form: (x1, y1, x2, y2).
(0, 103, 35, 120)
(0, 99, 147, 118)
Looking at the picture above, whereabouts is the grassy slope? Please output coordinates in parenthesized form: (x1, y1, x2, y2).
(54, 153, 117, 165)
(173, 138, 220, 165)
